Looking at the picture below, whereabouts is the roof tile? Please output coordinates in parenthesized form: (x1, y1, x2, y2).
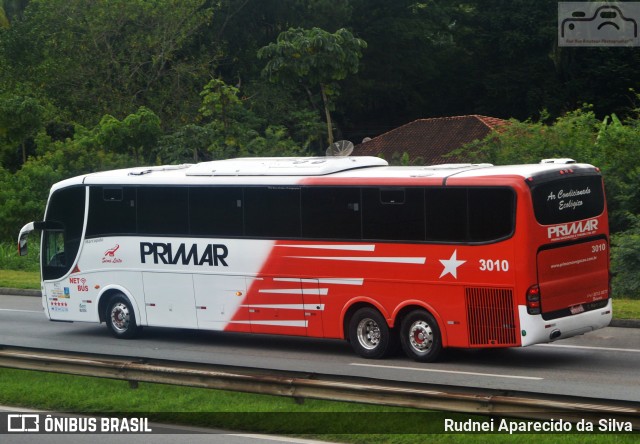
(354, 115, 507, 164)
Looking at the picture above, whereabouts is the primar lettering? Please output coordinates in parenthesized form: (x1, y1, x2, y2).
(140, 242, 228, 266)
(547, 219, 598, 239)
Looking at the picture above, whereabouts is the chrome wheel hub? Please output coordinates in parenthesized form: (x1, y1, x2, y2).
(356, 318, 381, 350)
(409, 320, 433, 352)
(110, 302, 130, 333)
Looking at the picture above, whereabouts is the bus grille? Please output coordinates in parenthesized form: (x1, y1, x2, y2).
(465, 287, 517, 346)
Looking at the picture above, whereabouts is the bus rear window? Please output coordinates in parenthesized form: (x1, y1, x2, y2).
(531, 175, 605, 225)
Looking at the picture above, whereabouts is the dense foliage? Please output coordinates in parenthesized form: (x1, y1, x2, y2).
(1, 1, 639, 296)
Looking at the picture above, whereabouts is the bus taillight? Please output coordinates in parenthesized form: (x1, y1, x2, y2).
(526, 285, 541, 315)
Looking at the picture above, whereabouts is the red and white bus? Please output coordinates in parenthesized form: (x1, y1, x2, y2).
(18, 156, 611, 362)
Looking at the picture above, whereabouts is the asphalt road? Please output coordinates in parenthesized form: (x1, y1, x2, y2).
(1, 293, 639, 405)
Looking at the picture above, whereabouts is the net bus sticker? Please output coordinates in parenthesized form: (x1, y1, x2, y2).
(69, 277, 89, 292)
(547, 218, 598, 241)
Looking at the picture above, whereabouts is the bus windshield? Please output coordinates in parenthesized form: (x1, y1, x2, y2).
(41, 186, 85, 280)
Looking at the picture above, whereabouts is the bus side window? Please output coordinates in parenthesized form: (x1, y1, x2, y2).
(425, 188, 467, 242)
(302, 187, 361, 240)
(244, 187, 301, 238)
(137, 187, 188, 235)
(362, 187, 425, 241)
(86, 186, 136, 237)
(468, 188, 515, 241)
(189, 187, 243, 237)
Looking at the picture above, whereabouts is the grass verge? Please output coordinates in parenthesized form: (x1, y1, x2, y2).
(610, 298, 640, 320)
(0, 269, 40, 289)
(0, 367, 636, 443)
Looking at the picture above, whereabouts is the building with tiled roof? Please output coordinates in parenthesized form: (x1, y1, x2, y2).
(353, 115, 507, 165)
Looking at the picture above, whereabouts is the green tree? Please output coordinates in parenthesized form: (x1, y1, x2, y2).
(157, 78, 310, 164)
(0, 93, 45, 166)
(0, 6, 8, 28)
(0, 161, 62, 241)
(199, 78, 245, 130)
(340, 0, 463, 137)
(0, 105, 159, 241)
(0, 0, 215, 125)
(611, 216, 640, 299)
(94, 107, 162, 164)
(1, 0, 29, 23)
(156, 124, 217, 163)
(450, 0, 559, 119)
(258, 27, 366, 145)
(457, 107, 600, 166)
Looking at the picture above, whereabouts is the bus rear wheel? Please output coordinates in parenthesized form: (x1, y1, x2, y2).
(106, 294, 141, 339)
(348, 307, 396, 359)
(400, 309, 442, 362)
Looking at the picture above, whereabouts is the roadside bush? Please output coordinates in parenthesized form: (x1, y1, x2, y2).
(611, 217, 640, 299)
(0, 241, 39, 272)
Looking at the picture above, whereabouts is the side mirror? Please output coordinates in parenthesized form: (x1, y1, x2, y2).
(18, 222, 36, 256)
(17, 221, 61, 256)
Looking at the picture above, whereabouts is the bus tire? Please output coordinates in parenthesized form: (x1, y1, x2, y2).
(105, 294, 141, 339)
(348, 307, 396, 359)
(400, 309, 442, 362)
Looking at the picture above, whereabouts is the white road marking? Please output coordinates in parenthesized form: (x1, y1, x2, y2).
(351, 362, 543, 380)
(0, 308, 41, 314)
(230, 434, 339, 444)
(535, 343, 640, 353)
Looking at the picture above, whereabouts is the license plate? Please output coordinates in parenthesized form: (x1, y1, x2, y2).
(570, 304, 585, 315)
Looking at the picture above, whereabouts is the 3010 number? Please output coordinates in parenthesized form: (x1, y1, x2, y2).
(479, 259, 509, 272)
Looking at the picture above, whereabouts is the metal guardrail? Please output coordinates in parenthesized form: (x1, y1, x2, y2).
(0, 345, 638, 430)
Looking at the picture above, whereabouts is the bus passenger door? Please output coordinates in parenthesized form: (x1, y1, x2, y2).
(193, 274, 250, 332)
(143, 273, 198, 329)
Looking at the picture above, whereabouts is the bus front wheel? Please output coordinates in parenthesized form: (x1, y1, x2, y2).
(400, 309, 442, 362)
(106, 294, 141, 339)
(348, 307, 396, 359)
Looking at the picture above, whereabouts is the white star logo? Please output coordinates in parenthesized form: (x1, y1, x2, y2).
(439, 250, 466, 279)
